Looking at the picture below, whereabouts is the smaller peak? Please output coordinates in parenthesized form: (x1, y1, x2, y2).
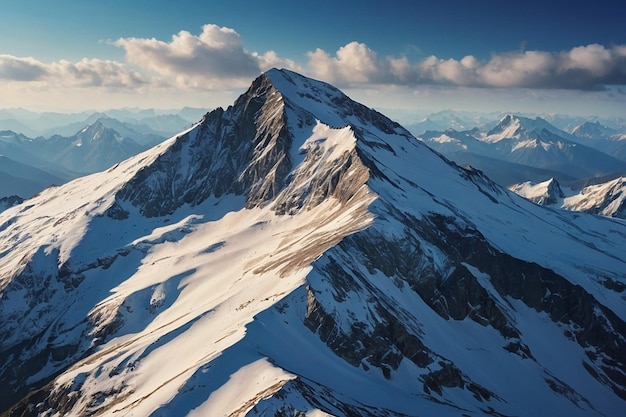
(544, 178, 564, 195)
(495, 114, 523, 128)
(90, 119, 106, 128)
(509, 177, 564, 205)
(486, 114, 524, 140)
(500, 113, 531, 124)
(78, 120, 107, 135)
(75, 120, 124, 145)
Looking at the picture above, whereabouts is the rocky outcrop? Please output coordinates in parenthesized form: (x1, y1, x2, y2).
(110, 74, 294, 218)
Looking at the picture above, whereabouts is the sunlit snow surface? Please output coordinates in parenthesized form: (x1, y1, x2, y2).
(0, 69, 625, 416)
(511, 176, 626, 218)
(0, 111, 376, 415)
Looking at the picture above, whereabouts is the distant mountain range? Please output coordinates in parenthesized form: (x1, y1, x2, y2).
(0, 115, 192, 199)
(0, 107, 208, 138)
(418, 114, 626, 188)
(402, 110, 500, 135)
(570, 121, 626, 162)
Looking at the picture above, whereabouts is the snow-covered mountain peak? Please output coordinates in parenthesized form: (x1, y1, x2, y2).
(75, 119, 122, 144)
(484, 114, 559, 142)
(265, 68, 409, 139)
(1, 69, 626, 417)
(572, 120, 617, 140)
(107, 68, 413, 218)
(509, 177, 565, 205)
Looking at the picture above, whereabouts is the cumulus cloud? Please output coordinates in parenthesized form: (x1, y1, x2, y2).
(0, 55, 49, 81)
(113, 24, 300, 88)
(1, 25, 300, 93)
(0, 55, 147, 88)
(307, 43, 626, 90)
(308, 42, 383, 84)
(49, 59, 148, 88)
(3, 23, 626, 100)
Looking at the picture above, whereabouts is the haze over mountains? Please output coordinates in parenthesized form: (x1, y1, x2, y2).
(0, 108, 209, 199)
(0, 107, 209, 138)
(0, 69, 625, 417)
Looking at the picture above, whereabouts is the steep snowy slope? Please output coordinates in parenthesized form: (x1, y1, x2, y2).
(1, 69, 625, 417)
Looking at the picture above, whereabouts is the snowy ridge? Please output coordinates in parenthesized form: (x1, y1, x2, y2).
(508, 177, 565, 205)
(483, 114, 554, 142)
(510, 176, 626, 219)
(563, 176, 626, 218)
(1, 69, 625, 417)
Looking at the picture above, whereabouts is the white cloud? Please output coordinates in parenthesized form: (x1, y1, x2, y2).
(477, 50, 556, 88)
(561, 44, 612, 75)
(0, 55, 147, 88)
(0, 24, 302, 100)
(2, 24, 626, 113)
(307, 41, 381, 84)
(306, 42, 626, 90)
(50, 59, 148, 88)
(0, 55, 49, 81)
(113, 24, 300, 89)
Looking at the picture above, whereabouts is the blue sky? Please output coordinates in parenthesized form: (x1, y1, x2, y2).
(1, 0, 625, 116)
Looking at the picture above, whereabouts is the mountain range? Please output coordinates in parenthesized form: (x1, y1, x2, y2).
(0, 117, 180, 199)
(571, 121, 626, 162)
(1, 69, 625, 417)
(418, 114, 626, 188)
(0, 107, 208, 138)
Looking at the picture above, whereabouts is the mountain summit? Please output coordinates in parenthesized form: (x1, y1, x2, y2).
(1, 69, 625, 417)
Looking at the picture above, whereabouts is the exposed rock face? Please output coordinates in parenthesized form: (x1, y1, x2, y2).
(1, 69, 625, 417)
(0, 196, 24, 212)
(110, 74, 294, 217)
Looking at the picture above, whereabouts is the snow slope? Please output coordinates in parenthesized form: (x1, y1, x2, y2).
(510, 176, 626, 219)
(1, 69, 625, 417)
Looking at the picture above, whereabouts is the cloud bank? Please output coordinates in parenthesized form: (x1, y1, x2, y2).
(307, 42, 626, 90)
(2, 25, 625, 94)
(113, 24, 300, 88)
(0, 54, 147, 88)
